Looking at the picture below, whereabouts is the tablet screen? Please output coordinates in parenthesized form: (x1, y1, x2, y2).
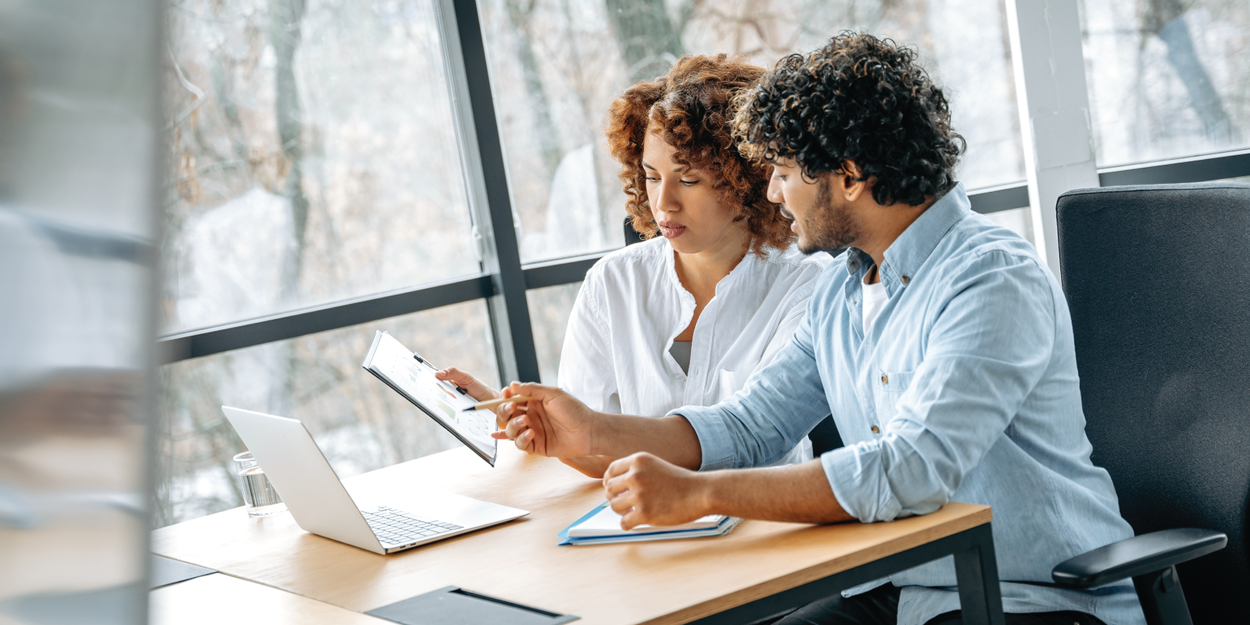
(363, 331, 497, 463)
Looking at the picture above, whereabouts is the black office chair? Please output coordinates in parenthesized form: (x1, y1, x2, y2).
(624, 216, 646, 246)
(1053, 183, 1249, 624)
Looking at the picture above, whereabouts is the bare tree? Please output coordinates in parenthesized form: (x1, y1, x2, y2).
(506, 0, 562, 178)
(604, 0, 697, 83)
(270, 0, 310, 293)
(1143, 0, 1241, 143)
(269, 0, 309, 419)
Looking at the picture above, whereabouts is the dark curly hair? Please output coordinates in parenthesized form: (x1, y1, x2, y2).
(606, 54, 794, 256)
(733, 32, 966, 207)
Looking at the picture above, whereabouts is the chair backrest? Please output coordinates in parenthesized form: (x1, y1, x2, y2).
(1056, 183, 1250, 623)
(624, 217, 645, 246)
(809, 415, 843, 457)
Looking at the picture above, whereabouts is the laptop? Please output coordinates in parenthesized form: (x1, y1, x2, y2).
(221, 406, 528, 555)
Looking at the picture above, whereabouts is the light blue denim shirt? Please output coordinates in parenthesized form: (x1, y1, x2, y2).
(674, 184, 1146, 625)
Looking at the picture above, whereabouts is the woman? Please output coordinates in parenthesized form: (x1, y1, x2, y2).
(440, 54, 829, 478)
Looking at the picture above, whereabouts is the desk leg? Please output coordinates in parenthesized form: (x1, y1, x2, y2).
(689, 523, 1006, 625)
(953, 523, 1006, 625)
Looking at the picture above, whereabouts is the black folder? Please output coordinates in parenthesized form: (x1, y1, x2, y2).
(366, 586, 578, 625)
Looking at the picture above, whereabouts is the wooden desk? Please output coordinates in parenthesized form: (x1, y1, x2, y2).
(153, 445, 1005, 625)
(150, 573, 388, 625)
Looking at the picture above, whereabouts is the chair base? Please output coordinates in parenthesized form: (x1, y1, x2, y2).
(1133, 566, 1192, 625)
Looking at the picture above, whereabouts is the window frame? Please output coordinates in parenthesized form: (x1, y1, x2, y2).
(157, 0, 1250, 389)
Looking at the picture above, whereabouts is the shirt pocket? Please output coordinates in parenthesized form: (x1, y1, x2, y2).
(871, 369, 914, 427)
(715, 367, 755, 404)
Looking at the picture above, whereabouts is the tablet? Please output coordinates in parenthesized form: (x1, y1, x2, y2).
(362, 331, 497, 465)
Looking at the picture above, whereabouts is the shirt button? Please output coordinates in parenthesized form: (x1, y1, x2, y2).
(880, 374, 888, 384)
(871, 425, 881, 434)
(901, 275, 910, 284)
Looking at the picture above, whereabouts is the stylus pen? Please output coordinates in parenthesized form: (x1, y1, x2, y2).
(462, 395, 535, 412)
(416, 353, 470, 396)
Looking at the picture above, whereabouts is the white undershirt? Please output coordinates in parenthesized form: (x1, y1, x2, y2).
(862, 278, 889, 334)
(669, 341, 692, 375)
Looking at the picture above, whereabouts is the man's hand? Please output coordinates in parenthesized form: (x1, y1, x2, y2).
(603, 452, 711, 529)
(492, 382, 596, 458)
(495, 386, 704, 472)
(559, 455, 617, 479)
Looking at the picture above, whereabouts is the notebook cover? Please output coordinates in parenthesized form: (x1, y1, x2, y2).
(569, 503, 725, 537)
(556, 501, 612, 545)
(557, 501, 740, 546)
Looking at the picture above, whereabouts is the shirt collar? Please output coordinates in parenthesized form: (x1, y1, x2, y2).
(662, 238, 762, 297)
(840, 182, 971, 291)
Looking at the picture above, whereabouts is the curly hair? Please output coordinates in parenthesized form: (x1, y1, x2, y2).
(605, 54, 794, 255)
(732, 32, 966, 207)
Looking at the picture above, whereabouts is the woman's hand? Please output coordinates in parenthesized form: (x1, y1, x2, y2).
(434, 367, 499, 402)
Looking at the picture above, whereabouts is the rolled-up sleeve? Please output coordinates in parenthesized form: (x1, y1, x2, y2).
(673, 303, 831, 470)
(825, 251, 1058, 522)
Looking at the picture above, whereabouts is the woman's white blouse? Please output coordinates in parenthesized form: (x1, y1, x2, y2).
(557, 237, 832, 465)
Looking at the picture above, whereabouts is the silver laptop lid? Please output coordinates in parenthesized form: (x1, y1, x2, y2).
(221, 406, 383, 554)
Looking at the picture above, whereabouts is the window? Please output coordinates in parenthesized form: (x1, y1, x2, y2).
(162, 0, 479, 334)
(983, 206, 1034, 244)
(155, 301, 498, 527)
(1080, 0, 1250, 167)
(526, 282, 581, 384)
(478, 0, 1026, 265)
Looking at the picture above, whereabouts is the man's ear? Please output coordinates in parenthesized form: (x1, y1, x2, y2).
(839, 160, 870, 202)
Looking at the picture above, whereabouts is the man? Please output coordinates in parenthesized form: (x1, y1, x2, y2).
(496, 33, 1144, 625)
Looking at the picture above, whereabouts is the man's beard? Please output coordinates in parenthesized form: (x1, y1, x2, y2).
(796, 176, 860, 256)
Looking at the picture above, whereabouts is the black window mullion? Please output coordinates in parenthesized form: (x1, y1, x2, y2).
(1098, 148, 1250, 187)
(968, 184, 1030, 215)
(157, 274, 495, 364)
(522, 253, 604, 290)
(435, 0, 540, 384)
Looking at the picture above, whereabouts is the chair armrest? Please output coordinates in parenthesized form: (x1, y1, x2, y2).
(1052, 528, 1226, 588)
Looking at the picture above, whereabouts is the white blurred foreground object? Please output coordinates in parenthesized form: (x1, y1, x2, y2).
(0, 0, 160, 623)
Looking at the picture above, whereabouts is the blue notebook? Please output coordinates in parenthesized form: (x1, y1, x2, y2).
(557, 501, 740, 546)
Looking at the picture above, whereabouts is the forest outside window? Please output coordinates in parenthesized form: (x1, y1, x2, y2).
(162, 0, 479, 334)
(1080, 0, 1250, 168)
(477, 0, 1027, 264)
(155, 301, 499, 527)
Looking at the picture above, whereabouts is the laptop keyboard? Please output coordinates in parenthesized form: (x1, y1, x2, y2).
(362, 506, 463, 546)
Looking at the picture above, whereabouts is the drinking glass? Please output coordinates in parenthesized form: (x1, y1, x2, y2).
(233, 451, 286, 517)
